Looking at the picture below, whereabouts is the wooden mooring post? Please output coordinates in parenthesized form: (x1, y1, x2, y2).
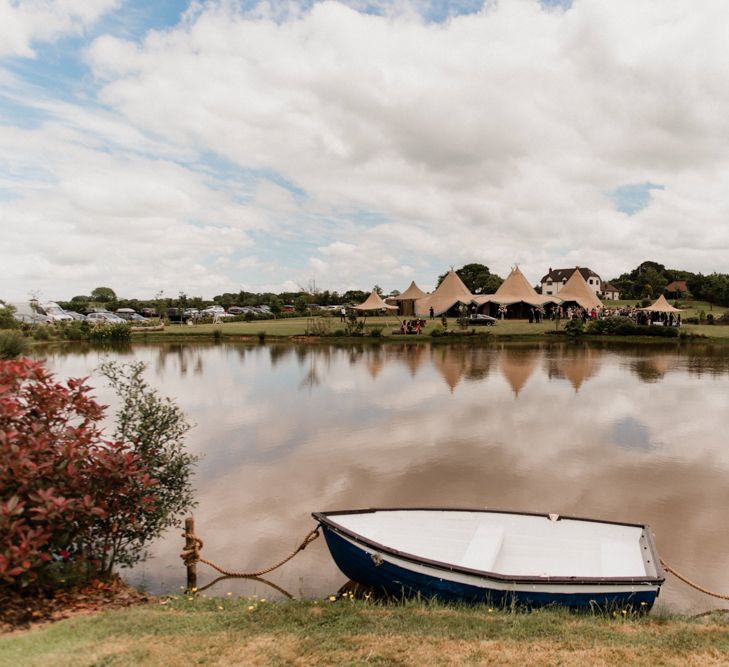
(184, 516, 197, 593)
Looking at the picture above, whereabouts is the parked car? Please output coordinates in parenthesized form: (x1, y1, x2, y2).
(39, 302, 74, 322)
(468, 314, 497, 326)
(86, 311, 127, 324)
(200, 306, 232, 319)
(10, 302, 52, 324)
(64, 311, 87, 321)
(141, 308, 158, 318)
(14, 312, 52, 324)
(115, 308, 138, 321)
(166, 308, 189, 324)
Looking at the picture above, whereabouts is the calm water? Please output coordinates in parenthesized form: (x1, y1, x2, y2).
(38, 341, 729, 612)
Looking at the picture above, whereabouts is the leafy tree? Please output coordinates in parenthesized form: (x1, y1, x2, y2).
(294, 295, 309, 315)
(438, 263, 503, 294)
(342, 290, 368, 305)
(97, 361, 197, 574)
(373, 285, 383, 295)
(91, 287, 117, 303)
(0, 303, 17, 330)
(269, 296, 283, 317)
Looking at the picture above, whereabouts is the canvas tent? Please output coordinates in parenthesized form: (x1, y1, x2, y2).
(415, 270, 473, 317)
(473, 266, 558, 317)
(352, 290, 398, 312)
(554, 269, 604, 310)
(391, 281, 428, 316)
(639, 295, 683, 313)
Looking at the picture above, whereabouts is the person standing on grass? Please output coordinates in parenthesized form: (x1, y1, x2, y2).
(429, 306, 434, 320)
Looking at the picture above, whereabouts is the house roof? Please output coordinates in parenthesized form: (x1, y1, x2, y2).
(540, 266, 600, 283)
(473, 266, 559, 307)
(555, 269, 604, 309)
(601, 282, 619, 292)
(415, 270, 473, 317)
(665, 280, 688, 293)
(352, 290, 398, 311)
(392, 281, 427, 301)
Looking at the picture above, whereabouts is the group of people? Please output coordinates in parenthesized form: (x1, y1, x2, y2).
(541, 305, 682, 327)
(398, 319, 425, 334)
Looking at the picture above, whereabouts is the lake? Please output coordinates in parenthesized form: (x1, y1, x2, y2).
(37, 341, 729, 613)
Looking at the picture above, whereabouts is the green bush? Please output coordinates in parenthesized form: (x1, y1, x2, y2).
(88, 323, 131, 343)
(586, 317, 678, 338)
(430, 326, 445, 337)
(564, 319, 584, 339)
(0, 332, 28, 359)
(96, 361, 197, 573)
(56, 320, 91, 341)
(0, 305, 18, 330)
(33, 326, 53, 341)
(369, 327, 384, 338)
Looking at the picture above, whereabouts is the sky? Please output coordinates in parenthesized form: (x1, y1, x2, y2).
(1, 0, 729, 301)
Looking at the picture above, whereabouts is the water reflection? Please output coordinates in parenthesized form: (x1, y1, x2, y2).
(36, 341, 729, 613)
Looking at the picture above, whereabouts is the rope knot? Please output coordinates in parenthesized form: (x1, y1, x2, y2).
(180, 532, 204, 566)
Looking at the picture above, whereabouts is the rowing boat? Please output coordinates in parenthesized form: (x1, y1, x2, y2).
(313, 508, 664, 608)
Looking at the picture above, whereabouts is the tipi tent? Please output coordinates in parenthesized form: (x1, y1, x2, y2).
(555, 269, 603, 310)
(415, 270, 473, 317)
(474, 266, 558, 317)
(639, 295, 683, 313)
(352, 290, 398, 311)
(391, 281, 428, 316)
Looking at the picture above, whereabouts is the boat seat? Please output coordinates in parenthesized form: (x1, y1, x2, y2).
(459, 525, 504, 572)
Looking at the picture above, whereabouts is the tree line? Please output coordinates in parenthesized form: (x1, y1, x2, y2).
(29, 260, 729, 315)
(609, 260, 729, 305)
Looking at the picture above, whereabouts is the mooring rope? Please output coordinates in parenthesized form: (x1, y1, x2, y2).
(180, 527, 320, 579)
(660, 558, 729, 601)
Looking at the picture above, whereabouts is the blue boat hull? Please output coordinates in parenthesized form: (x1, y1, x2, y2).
(323, 525, 658, 609)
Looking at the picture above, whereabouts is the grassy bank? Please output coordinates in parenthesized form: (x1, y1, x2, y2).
(1, 598, 728, 666)
(127, 315, 729, 343)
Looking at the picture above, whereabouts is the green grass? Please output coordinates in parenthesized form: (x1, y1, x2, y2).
(1, 598, 728, 666)
(129, 315, 729, 344)
(132, 317, 562, 340)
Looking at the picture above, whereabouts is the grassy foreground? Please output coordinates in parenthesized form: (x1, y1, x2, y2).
(2, 598, 729, 666)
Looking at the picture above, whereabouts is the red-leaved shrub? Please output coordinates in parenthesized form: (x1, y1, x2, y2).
(0, 359, 159, 587)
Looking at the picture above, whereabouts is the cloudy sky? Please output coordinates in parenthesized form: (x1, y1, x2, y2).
(2, 0, 728, 301)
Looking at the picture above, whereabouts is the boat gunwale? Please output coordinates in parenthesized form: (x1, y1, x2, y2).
(312, 507, 666, 586)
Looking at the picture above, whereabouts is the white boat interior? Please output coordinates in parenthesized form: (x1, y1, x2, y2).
(330, 510, 657, 579)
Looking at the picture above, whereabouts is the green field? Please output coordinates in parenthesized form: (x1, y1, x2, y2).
(128, 312, 729, 342)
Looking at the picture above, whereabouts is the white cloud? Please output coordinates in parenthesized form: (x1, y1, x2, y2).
(0, 0, 119, 58)
(4, 0, 729, 298)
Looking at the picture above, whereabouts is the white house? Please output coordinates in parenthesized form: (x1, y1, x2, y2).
(540, 267, 602, 297)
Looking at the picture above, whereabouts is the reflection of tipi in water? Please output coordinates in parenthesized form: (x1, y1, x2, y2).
(631, 353, 673, 383)
(398, 344, 428, 378)
(498, 347, 539, 396)
(464, 346, 493, 381)
(366, 349, 385, 380)
(431, 347, 469, 392)
(547, 346, 600, 392)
